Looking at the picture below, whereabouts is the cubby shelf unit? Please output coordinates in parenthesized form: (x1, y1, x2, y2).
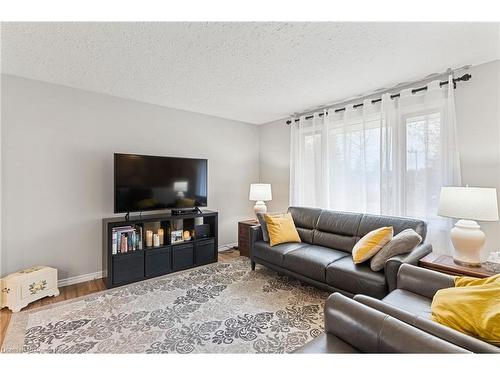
(102, 210, 218, 288)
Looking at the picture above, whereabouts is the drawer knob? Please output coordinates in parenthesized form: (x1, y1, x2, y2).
(2, 287, 10, 294)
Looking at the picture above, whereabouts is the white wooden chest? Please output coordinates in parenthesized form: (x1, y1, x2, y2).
(1, 266, 59, 312)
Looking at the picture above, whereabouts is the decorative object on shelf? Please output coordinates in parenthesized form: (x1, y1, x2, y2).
(249, 183, 272, 216)
(145, 230, 153, 247)
(137, 226, 143, 250)
(438, 186, 499, 267)
(120, 236, 128, 252)
(158, 228, 164, 245)
(484, 251, 500, 273)
(171, 229, 184, 244)
(183, 230, 192, 241)
(153, 233, 160, 247)
(0, 266, 59, 312)
(194, 223, 210, 238)
(112, 225, 142, 254)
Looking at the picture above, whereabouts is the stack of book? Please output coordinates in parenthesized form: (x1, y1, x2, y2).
(112, 225, 143, 254)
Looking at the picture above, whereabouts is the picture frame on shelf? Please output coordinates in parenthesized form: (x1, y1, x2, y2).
(171, 229, 184, 244)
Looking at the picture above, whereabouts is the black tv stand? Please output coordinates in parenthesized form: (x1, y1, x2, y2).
(103, 210, 218, 288)
(171, 207, 203, 215)
(125, 212, 143, 221)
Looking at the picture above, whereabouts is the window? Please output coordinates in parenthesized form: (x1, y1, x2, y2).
(290, 80, 460, 251)
(405, 112, 442, 219)
(327, 116, 381, 213)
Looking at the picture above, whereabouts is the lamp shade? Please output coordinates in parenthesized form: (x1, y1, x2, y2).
(249, 183, 272, 201)
(438, 186, 499, 221)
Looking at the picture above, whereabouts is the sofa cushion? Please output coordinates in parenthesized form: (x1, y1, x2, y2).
(312, 210, 362, 252)
(264, 213, 301, 246)
(288, 206, 322, 243)
(256, 212, 270, 242)
(382, 289, 432, 318)
(357, 213, 427, 241)
(288, 206, 322, 229)
(370, 228, 422, 271)
(326, 257, 387, 298)
(252, 240, 307, 266)
(431, 274, 500, 346)
(352, 226, 393, 264)
(283, 245, 349, 282)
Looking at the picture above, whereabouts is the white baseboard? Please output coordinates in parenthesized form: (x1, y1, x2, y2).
(57, 243, 237, 287)
(218, 243, 237, 252)
(58, 271, 106, 288)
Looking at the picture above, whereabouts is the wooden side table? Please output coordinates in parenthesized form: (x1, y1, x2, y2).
(419, 253, 496, 278)
(237, 219, 259, 257)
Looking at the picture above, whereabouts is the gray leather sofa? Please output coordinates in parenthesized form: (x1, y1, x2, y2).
(296, 293, 469, 353)
(355, 264, 500, 353)
(250, 207, 432, 298)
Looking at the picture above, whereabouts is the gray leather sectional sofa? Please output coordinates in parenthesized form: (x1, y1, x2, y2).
(295, 293, 471, 353)
(297, 264, 500, 353)
(356, 264, 500, 353)
(250, 206, 432, 298)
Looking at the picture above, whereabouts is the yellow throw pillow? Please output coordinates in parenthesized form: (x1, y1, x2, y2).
(352, 226, 393, 264)
(264, 213, 301, 246)
(454, 273, 500, 287)
(431, 274, 500, 345)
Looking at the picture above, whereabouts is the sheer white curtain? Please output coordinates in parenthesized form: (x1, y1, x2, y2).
(290, 75, 461, 251)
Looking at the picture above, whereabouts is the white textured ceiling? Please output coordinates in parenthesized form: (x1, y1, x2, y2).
(2, 22, 499, 124)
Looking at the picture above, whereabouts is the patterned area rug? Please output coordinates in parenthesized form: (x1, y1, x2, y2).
(2, 257, 329, 353)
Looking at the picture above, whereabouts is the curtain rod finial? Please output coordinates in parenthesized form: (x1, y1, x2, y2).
(461, 73, 472, 81)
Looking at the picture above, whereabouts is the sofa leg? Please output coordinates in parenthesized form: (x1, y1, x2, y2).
(251, 261, 256, 271)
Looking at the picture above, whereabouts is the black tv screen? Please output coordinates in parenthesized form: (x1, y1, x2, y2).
(114, 153, 208, 213)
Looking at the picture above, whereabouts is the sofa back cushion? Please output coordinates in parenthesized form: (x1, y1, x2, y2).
(288, 206, 322, 243)
(312, 210, 362, 252)
(357, 213, 427, 241)
(287, 207, 427, 253)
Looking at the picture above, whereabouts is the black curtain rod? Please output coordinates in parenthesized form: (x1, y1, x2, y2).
(286, 73, 472, 125)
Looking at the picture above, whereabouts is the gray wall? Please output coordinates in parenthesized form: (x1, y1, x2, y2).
(1, 75, 260, 279)
(259, 60, 500, 260)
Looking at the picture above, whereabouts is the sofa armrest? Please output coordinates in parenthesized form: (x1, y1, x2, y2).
(396, 263, 455, 299)
(385, 243, 433, 292)
(354, 294, 500, 353)
(249, 225, 263, 260)
(323, 292, 468, 353)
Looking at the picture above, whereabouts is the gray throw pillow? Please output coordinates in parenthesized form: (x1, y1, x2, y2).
(256, 213, 270, 242)
(370, 228, 422, 272)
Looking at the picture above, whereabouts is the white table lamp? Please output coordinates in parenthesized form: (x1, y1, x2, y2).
(249, 183, 272, 215)
(438, 186, 499, 266)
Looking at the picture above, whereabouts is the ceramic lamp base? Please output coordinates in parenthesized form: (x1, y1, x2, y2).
(450, 219, 485, 267)
(253, 201, 267, 216)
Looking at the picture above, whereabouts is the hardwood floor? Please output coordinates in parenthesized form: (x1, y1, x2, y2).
(0, 249, 240, 349)
(218, 248, 239, 262)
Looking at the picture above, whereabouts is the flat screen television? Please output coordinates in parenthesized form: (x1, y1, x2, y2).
(114, 153, 208, 213)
